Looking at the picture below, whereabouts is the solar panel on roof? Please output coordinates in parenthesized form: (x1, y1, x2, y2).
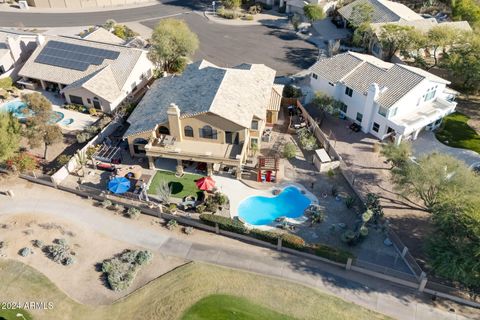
(34, 40, 120, 71)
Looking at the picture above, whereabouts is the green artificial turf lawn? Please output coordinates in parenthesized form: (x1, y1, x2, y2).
(0, 308, 33, 320)
(148, 170, 204, 198)
(181, 294, 296, 320)
(435, 112, 480, 154)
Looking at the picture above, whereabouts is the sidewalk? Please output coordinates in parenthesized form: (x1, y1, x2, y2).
(0, 178, 474, 320)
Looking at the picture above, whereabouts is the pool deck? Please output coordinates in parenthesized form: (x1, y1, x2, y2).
(213, 175, 318, 226)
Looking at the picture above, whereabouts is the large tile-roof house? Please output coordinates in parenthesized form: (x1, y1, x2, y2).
(338, 0, 472, 60)
(310, 52, 457, 144)
(18, 35, 153, 113)
(0, 28, 38, 77)
(124, 60, 283, 177)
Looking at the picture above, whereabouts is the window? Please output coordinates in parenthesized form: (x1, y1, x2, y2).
(372, 122, 380, 132)
(378, 107, 387, 117)
(132, 138, 148, 154)
(199, 125, 217, 139)
(251, 120, 259, 130)
(87, 98, 91, 104)
(158, 126, 170, 135)
(328, 82, 334, 86)
(356, 112, 363, 123)
(372, 42, 381, 55)
(424, 89, 436, 101)
(251, 138, 258, 147)
(338, 102, 347, 114)
(69, 95, 83, 105)
(184, 126, 194, 137)
(312, 73, 318, 79)
(345, 87, 353, 97)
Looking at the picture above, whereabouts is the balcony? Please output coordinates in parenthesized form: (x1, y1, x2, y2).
(390, 97, 456, 135)
(145, 135, 245, 165)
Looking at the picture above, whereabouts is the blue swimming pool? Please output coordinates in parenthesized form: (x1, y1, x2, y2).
(237, 186, 312, 226)
(0, 100, 64, 124)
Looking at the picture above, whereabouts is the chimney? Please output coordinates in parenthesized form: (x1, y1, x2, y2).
(167, 103, 183, 141)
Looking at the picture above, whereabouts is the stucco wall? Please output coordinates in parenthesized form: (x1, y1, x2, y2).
(29, 0, 151, 8)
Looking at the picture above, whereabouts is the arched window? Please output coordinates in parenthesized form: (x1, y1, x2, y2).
(158, 126, 170, 135)
(132, 138, 148, 154)
(184, 126, 194, 137)
(199, 125, 217, 139)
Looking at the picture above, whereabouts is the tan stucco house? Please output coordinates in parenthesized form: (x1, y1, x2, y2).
(0, 28, 38, 77)
(18, 35, 153, 113)
(123, 60, 283, 178)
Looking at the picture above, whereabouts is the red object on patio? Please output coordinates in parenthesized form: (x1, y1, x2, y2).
(196, 176, 216, 191)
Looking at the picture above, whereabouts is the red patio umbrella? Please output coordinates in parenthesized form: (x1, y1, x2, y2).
(196, 176, 215, 191)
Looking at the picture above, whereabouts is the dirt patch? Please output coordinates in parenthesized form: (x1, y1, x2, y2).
(0, 213, 186, 305)
(456, 95, 480, 133)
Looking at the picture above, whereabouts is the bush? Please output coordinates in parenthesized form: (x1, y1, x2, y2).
(281, 233, 306, 250)
(6, 153, 37, 173)
(168, 203, 177, 213)
(282, 142, 297, 159)
(283, 84, 302, 98)
(199, 214, 247, 234)
(331, 186, 338, 196)
(205, 198, 218, 212)
(126, 207, 141, 219)
(311, 244, 353, 263)
(213, 192, 228, 206)
(166, 219, 178, 230)
(248, 229, 281, 245)
(88, 108, 97, 116)
(248, 229, 305, 250)
(44, 239, 73, 265)
(56, 154, 71, 167)
(64, 256, 76, 265)
(345, 195, 355, 209)
(170, 57, 188, 74)
(135, 250, 153, 265)
(184, 226, 194, 235)
(101, 249, 153, 291)
(195, 205, 206, 213)
(19, 247, 32, 257)
(244, 14, 254, 20)
(101, 200, 112, 208)
(32, 239, 44, 248)
(76, 132, 91, 144)
(0, 76, 13, 89)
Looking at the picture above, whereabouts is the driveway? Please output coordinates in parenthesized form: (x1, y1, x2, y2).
(0, 178, 474, 320)
(142, 13, 318, 75)
(412, 131, 480, 167)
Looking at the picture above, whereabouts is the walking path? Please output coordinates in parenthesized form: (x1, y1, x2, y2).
(0, 179, 474, 320)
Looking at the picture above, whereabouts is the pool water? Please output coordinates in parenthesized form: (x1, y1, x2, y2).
(237, 186, 312, 225)
(0, 100, 64, 124)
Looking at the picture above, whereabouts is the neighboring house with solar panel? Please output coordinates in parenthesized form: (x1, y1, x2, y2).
(18, 34, 153, 113)
(309, 51, 457, 144)
(123, 60, 283, 178)
(0, 28, 38, 77)
(337, 0, 471, 60)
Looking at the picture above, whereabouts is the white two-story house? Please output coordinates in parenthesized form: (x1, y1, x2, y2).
(309, 52, 457, 144)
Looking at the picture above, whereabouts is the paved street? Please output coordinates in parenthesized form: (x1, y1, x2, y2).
(0, 179, 474, 320)
(142, 13, 318, 75)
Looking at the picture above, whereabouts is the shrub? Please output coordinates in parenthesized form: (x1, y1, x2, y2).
(282, 142, 297, 159)
(311, 244, 353, 263)
(101, 200, 112, 208)
(19, 247, 32, 257)
(6, 152, 37, 173)
(170, 57, 188, 74)
(88, 108, 97, 116)
(248, 229, 281, 245)
(283, 84, 302, 98)
(0, 76, 13, 89)
(56, 154, 71, 167)
(32, 239, 44, 248)
(199, 214, 247, 234)
(205, 198, 218, 212)
(64, 256, 76, 265)
(44, 239, 73, 265)
(327, 168, 335, 178)
(184, 226, 194, 235)
(135, 250, 153, 265)
(166, 219, 178, 230)
(340, 229, 356, 245)
(126, 207, 141, 219)
(244, 14, 254, 20)
(195, 205, 206, 213)
(101, 249, 153, 291)
(213, 192, 228, 206)
(281, 233, 306, 250)
(345, 195, 355, 209)
(331, 186, 338, 196)
(76, 132, 91, 144)
(168, 203, 177, 213)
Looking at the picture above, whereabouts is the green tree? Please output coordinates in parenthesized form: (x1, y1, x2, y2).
(380, 141, 411, 169)
(0, 112, 21, 162)
(445, 33, 480, 94)
(348, 2, 374, 28)
(148, 19, 199, 73)
(103, 19, 116, 30)
(378, 24, 417, 61)
(427, 25, 460, 67)
(392, 153, 480, 210)
(303, 4, 325, 22)
(451, 0, 480, 29)
(352, 23, 373, 49)
(282, 142, 297, 159)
